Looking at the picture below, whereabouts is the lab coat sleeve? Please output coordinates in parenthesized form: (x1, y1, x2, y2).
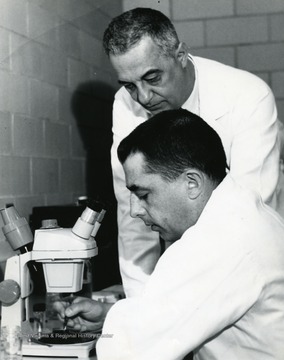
(96, 230, 264, 360)
(228, 81, 280, 210)
(111, 95, 161, 297)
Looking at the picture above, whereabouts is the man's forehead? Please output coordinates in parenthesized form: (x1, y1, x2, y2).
(123, 153, 146, 178)
(110, 37, 166, 75)
(123, 153, 152, 186)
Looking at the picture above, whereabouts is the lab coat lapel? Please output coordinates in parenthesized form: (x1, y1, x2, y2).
(194, 56, 232, 162)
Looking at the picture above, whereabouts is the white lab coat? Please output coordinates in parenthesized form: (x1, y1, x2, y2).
(111, 55, 281, 297)
(96, 175, 284, 360)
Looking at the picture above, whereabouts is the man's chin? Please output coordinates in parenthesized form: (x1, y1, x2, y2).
(149, 106, 172, 115)
(144, 102, 175, 115)
(151, 224, 161, 232)
(149, 224, 178, 242)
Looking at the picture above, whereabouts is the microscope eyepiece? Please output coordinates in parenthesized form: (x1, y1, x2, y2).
(0, 206, 33, 251)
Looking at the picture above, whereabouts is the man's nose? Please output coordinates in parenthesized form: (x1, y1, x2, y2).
(130, 194, 146, 218)
(137, 85, 152, 106)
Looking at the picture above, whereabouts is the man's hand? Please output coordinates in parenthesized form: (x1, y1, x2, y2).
(53, 296, 113, 332)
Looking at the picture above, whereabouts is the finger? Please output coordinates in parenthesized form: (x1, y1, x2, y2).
(65, 298, 93, 317)
(65, 303, 81, 318)
(61, 295, 79, 303)
(53, 301, 66, 318)
(71, 296, 85, 304)
(73, 323, 87, 331)
(66, 318, 75, 327)
(57, 313, 65, 322)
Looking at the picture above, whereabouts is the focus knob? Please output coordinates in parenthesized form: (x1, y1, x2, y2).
(0, 279, 21, 306)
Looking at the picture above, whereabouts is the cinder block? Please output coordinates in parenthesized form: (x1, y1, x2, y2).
(74, 9, 110, 40)
(56, 0, 94, 22)
(58, 88, 73, 124)
(40, 47, 68, 87)
(82, 69, 117, 101)
(11, 40, 67, 87)
(27, 0, 58, 13)
(207, 16, 268, 46)
(79, 31, 103, 67)
(123, 0, 170, 17)
(0, 155, 30, 195)
(191, 47, 236, 67)
(10, 33, 29, 66)
(237, 0, 284, 15)
(253, 72, 270, 85)
(27, 2, 62, 47)
(271, 14, 284, 41)
(277, 99, 284, 124)
(91, 67, 119, 91)
(0, 71, 29, 113)
(238, 43, 284, 71)
(45, 122, 70, 158)
(0, 0, 27, 36)
(13, 115, 45, 156)
(60, 159, 85, 193)
(29, 79, 59, 120)
(0, 112, 12, 154)
(10, 39, 42, 77)
(45, 193, 74, 206)
(98, 0, 123, 18)
(174, 20, 204, 47)
(172, 0, 234, 20)
(14, 195, 45, 221)
(8, 73, 30, 114)
(0, 0, 118, 217)
(68, 58, 91, 90)
(272, 72, 284, 98)
(0, 28, 10, 70)
(32, 157, 59, 194)
(100, 50, 114, 72)
(0, 71, 10, 111)
(58, 23, 81, 59)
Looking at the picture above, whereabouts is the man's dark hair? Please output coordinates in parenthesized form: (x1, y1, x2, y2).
(118, 109, 227, 184)
(103, 7, 180, 57)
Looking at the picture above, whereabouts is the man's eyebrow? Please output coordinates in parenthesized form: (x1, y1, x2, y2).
(127, 184, 139, 192)
(118, 69, 162, 85)
(127, 184, 150, 193)
(142, 69, 161, 79)
(118, 79, 129, 85)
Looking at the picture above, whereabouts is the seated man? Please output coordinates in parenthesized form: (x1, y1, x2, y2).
(56, 109, 284, 359)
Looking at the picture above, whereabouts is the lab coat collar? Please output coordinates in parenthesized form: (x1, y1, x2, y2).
(181, 55, 200, 116)
(190, 54, 229, 122)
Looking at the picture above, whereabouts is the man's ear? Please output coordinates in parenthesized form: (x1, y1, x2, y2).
(175, 42, 188, 68)
(185, 170, 203, 200)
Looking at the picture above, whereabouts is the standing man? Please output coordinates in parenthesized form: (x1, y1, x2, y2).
(103, 8, 282, 297)
(58, 109, 284, 360)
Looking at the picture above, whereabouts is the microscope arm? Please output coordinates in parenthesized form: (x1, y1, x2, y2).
(0, 253, 32, 331)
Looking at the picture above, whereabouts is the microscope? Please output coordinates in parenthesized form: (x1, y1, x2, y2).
(0, 204, 106, 358)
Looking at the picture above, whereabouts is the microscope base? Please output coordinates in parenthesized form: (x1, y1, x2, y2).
(22, 339, 96, 358)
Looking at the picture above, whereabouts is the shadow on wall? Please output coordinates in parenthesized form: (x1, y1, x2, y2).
(71, 80, 121, 290)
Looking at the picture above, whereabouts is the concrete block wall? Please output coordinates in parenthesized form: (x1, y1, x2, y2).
(0, 0, 122, 224)
(123, 0, 284, 123)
